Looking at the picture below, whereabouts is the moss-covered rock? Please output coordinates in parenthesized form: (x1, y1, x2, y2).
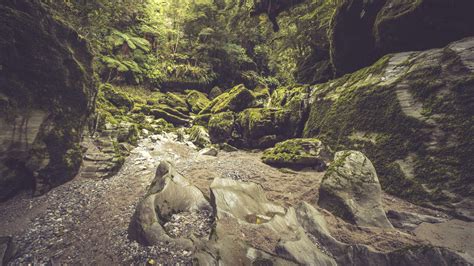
(252, 86, 271, 108)
(200, 84, 256, 114)
(235, 107, 301, 148)
(262, 138, 331, 170)
(208, 112, 236, 143)
(209, 86, 223, 99)
(0, 0, 96, 199)
(186, 90, 211, 114)
(100, 83, 134, 111)
(205, 86, 311, 149)
(150, 108, 189, 126)
(304, 38, 474, 218)
(187, 125, 211, 148)
(158, 92, 190, 115)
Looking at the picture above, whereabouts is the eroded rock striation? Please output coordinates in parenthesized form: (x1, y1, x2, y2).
(0, 0, 96, 199)
(305, 37, 474, 219)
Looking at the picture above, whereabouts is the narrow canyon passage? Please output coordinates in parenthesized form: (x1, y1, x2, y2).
(1, 0, 474, 264)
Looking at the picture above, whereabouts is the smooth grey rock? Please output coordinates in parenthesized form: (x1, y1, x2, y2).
(199, 147, 218, 157)
(129, 161, 211, 247)
(386, 210, 447, 231)
(318, 150, 393, 228)
(195, 178, 336, 265)
(295, 202, 471, 266)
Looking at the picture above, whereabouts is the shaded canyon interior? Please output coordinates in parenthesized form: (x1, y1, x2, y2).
(0, 0, 473, 265)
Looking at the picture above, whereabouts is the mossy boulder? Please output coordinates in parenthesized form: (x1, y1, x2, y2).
(205, 86, 311, 149)
(0, 0, 96, 199)
(234, 107, 302, 148)
(208, 112, 236, 143)
(150, 108, 190, 126)
(304, 37, 474, 218)
(100, 84, 134, 111)
(262, 138, 331, 170)
(186, 90, 210, 114)
(209, 86, 223, 99)
(200, 84, 256, 114)
(193, 113, 212, 127)
(157, 92, 189, 115)
(330, 0, 474, 77)
(252, 86, 271, 108)
(187, 125, 211, 148)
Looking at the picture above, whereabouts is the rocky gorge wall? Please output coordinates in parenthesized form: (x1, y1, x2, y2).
(304, 37, 474, 220)
(0, 0, 96, 200)
(299, 0, 474, 82)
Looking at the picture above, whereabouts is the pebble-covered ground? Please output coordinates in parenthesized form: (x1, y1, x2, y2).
(0, 134, 204, 265)
(1, 133, 473, 264)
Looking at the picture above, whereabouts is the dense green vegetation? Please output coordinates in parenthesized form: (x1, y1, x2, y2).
(41, 0, 338, 89)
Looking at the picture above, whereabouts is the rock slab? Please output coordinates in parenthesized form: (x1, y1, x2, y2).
(318, 150, 393, 228)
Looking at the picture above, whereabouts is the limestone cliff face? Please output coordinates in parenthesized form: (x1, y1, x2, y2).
(0, 0, 97, 200)
(304, 37, 474, 220)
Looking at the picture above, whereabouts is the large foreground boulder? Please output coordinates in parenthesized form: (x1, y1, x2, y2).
(330, 0, 474, 76)
(305, 37, 474, 219)
(0, 0, 96, 199)
(128, 161, 212, 247)
(318, 151, 393, 228)
(195, 178, 336, 265)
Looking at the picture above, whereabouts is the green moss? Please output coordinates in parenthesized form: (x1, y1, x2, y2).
(252, 86, 271, 107)
(199, 84, 256, 114)
(100, 83, 134, 111)
(150, 108, 189, 125)
(187, 125, 211, 148)
(208, 112, 235, 143)
(158, 92, 189, 114)
(262, 138, 330, 170)
(201, 86, 310, 149)
(303, 48, 474, 205)
(193, 113, 212, 127)
(186, 90, 211, 114)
